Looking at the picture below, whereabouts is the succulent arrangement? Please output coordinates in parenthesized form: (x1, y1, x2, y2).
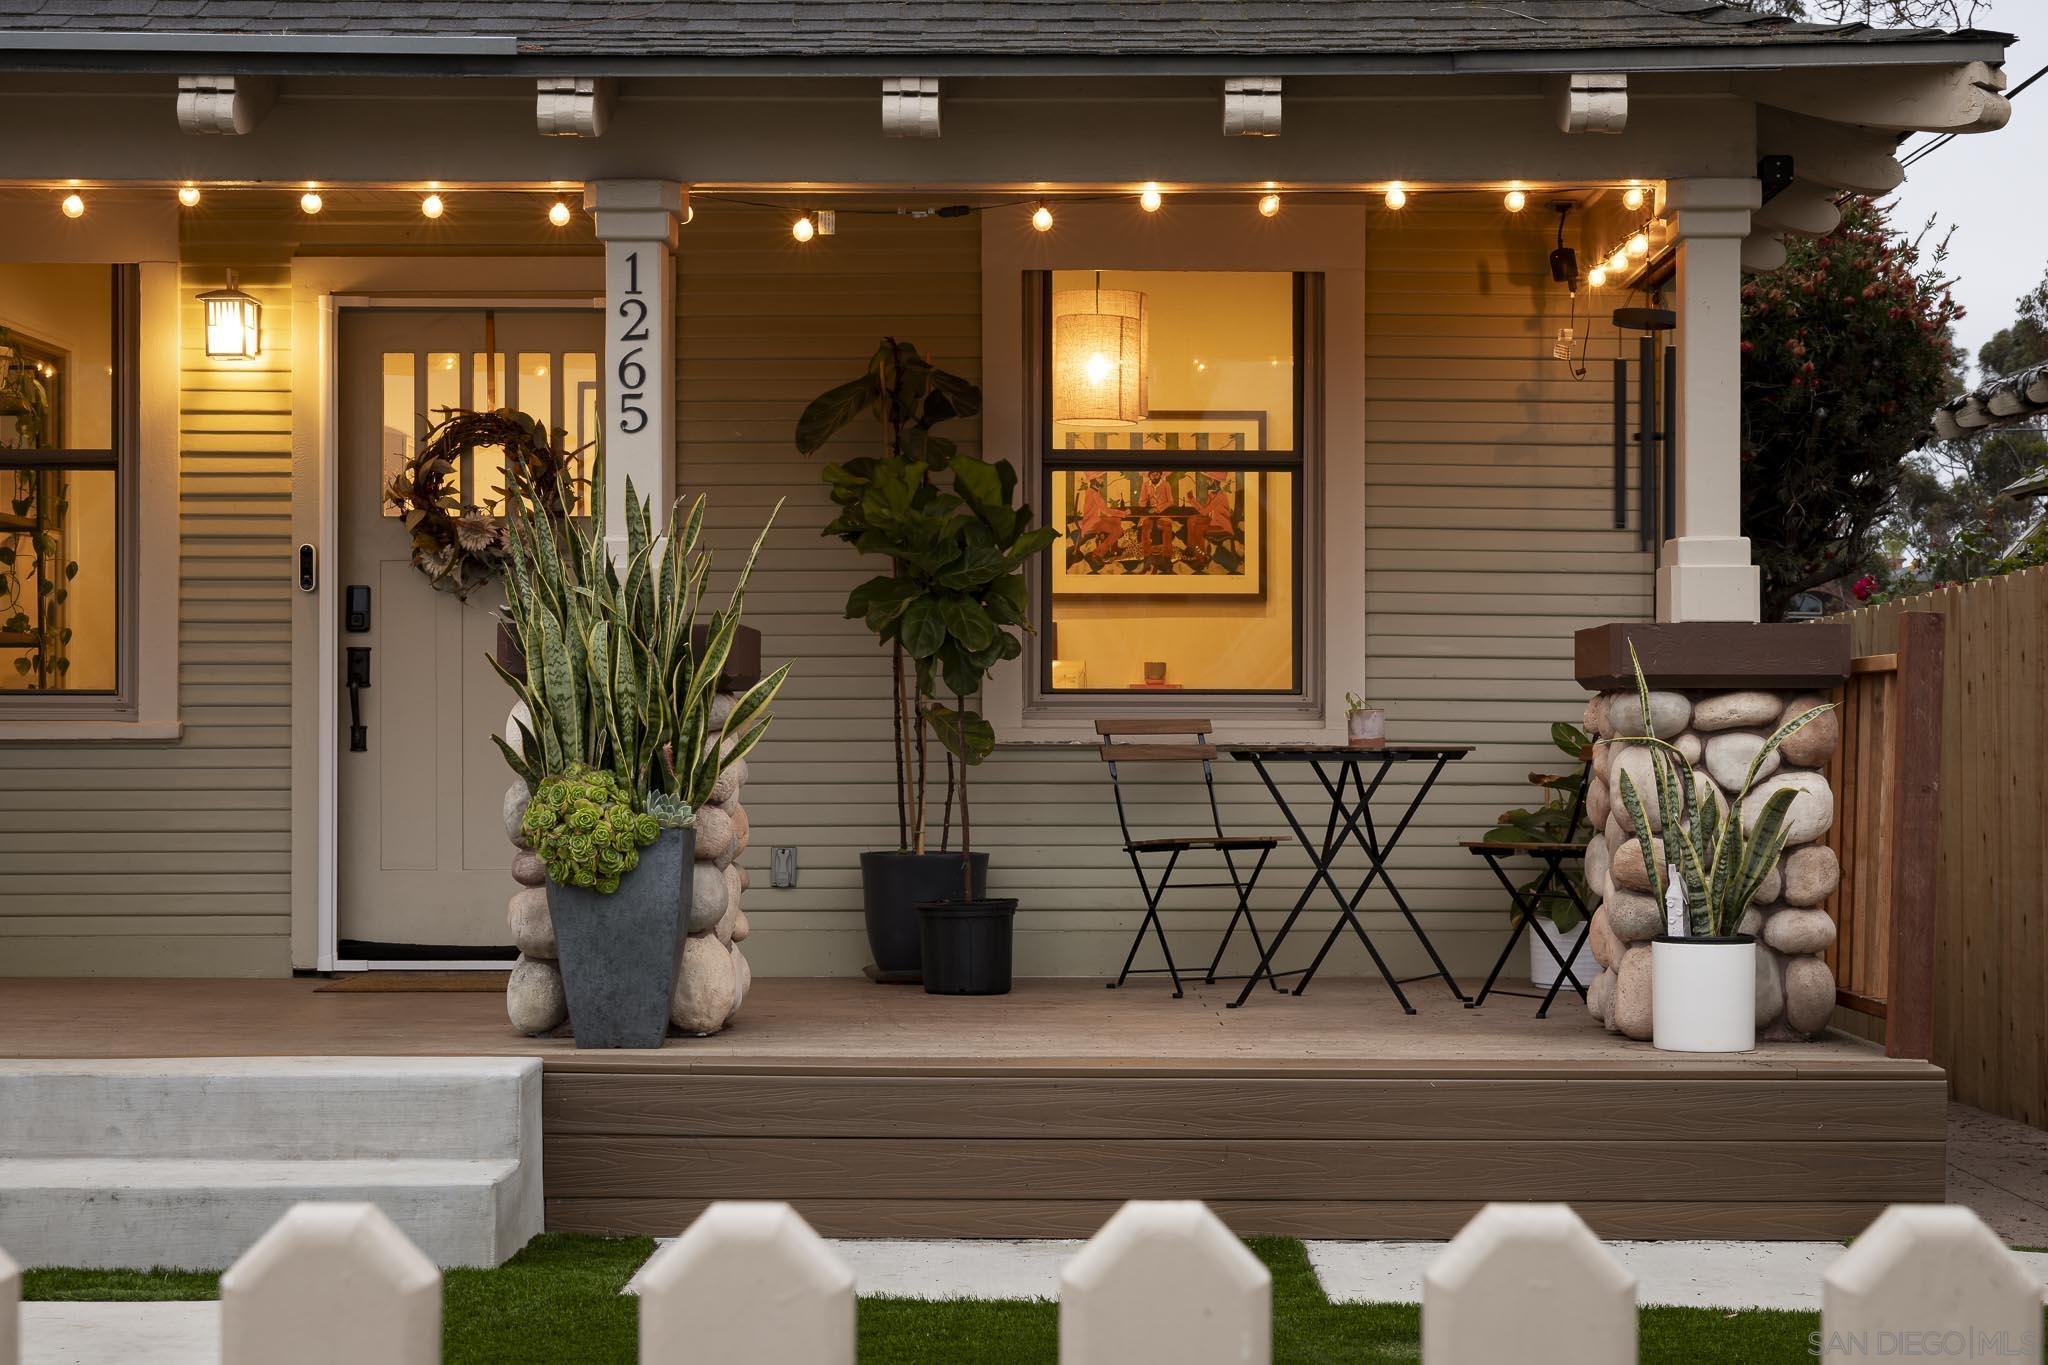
(1613, 644, 1832, 939)
(492, 454, 790, 892)
(521, 766, 661, 893)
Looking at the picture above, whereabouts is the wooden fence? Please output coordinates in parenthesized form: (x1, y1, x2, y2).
(1828, 568, 2047, 1129)
(5, 1198, 2043, 1365)
(1820, 612, 1943, 1061)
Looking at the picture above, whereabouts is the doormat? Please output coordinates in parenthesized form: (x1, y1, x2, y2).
(314, 972, 510, 994)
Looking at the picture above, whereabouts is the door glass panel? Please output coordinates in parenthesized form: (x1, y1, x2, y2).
(469, 352, 508, 510)
(425, 351, 460, 426)
(562, 351, 598, 514)
(516, 352, 552, 432)
(379, 352, 414, 517)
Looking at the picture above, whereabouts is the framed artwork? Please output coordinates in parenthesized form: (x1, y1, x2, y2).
(1051, 414, 1268, 598)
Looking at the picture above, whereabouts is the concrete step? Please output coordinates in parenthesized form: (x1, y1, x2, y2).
(0, 1057, 536, 1159)
(0, 1158, 527, 1269)
(0, 1057, 542, 1269)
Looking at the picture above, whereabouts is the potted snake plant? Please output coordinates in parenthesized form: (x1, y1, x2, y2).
(493, 462, 788, 1047)
(1612, 645, 1829, 1053)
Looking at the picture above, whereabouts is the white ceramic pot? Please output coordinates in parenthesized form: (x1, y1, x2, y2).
(1347, 708, 1385, 748)
(1528, 914, 1594, 990)
(1651, 935, 1757, 1054)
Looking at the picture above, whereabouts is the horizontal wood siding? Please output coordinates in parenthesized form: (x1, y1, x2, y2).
(1, 194, 596, 976)
(701, 200, 1651, 977)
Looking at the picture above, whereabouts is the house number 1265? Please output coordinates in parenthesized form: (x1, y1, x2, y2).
(616, 249, 650, 435)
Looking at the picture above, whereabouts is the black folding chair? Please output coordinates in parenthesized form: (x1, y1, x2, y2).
(1462, 755, 1596, 1017)
(1097, 720, 1284, 998)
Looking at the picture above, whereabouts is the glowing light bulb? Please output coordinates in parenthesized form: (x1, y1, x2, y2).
(548, 200, 571, 227)
(1384, 183, 1408, 210)
(792, 215, 816, 243)
(1085, 352, 1114, 386)
(1628, 231, 1650, 258)
(1587, 265, 1608, 289)
(421, 193, 444, 219)
(1503, 189, 1528, 213)
(300, 191, 323, 215)
(177, 185, 201, 208)
(1257, 193, 1281, 218)
(1622, 186, 1646, 212)
(60, 193, 85, 219)
(1031, 203, 1054, 232)
(1609, 248, 1630, 273)
(1139, 184, 1162, 213)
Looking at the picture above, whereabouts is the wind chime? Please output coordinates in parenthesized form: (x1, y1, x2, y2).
(1612, 306, 1677, 553)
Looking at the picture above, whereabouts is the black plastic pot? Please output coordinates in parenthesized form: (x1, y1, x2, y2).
(861, 850, 989, 979)
(915, 898, 1017, 996)
(547, 827, 692, 1049)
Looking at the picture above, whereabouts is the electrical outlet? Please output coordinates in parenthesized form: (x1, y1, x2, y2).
(770, 846, 798, 888)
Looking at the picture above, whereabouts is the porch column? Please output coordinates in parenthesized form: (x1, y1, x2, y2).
(583, 179, 687, 557)
(1657, 177, 1764, 623)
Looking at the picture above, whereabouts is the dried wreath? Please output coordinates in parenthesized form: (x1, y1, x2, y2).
(384, 407, 584, 599)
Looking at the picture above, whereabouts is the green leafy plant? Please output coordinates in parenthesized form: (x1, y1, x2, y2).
(800, 340, 1057, 899)
(1480, 721, 1595, 930)
(1612, 645, 1833, 939)
(492, 455, 791, 862)
(521, 766, 660, 893)
(1344, 691, 1375, 715)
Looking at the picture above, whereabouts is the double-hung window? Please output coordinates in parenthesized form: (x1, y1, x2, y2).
(1035, 269, 1307, 698)
(0, 263, 134, 698)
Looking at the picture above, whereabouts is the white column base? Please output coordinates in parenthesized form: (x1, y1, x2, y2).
(1656, 535, 1761, 623)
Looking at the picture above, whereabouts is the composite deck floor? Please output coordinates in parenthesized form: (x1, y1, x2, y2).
(0, 976, 1948, 1239)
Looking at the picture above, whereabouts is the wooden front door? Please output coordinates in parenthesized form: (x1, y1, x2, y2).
(336, 308, 601, 953)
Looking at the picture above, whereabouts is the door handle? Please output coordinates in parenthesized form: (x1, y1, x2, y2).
(346, 647, 371, 752)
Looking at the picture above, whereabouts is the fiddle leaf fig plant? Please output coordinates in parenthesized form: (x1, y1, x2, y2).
(1612, 644, 1832, 938)
(799, 338, 1055, 899)
(1480, 720, 1595, 931)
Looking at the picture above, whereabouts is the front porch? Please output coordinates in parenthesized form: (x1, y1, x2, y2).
(0, 974, 1948, 1241)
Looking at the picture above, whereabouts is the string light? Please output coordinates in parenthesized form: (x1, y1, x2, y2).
(1622, 186, 1647, 213)
(177, 185, 201, 208)
(1384, 182, 1408, 210)
(1627, 231, 1650, 258)
(1503, 189, 1528, 213)
(60, 193, 85, 219)
(1139, 184, 1162, 213)
(299, 190, 323, 215)
(1587, 265, 1609, 289)
(421, 193, 444, 219)
(548, 200, 572, 227)
(1257, 192, 1281, 218)
(792, 214, 816, 243)
(1031, 202, 1054, 232)
(1609, 247, 1629, 273)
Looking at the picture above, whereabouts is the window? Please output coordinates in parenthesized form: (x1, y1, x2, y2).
(1038, 270, 1304, 695)
(0, 264, 132, 695)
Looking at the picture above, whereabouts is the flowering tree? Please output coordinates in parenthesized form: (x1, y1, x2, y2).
(1739, 197, 1963, 620)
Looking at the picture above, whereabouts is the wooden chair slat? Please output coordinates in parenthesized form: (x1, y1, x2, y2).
(1098, 743, 1219, 763)
(1093, 718, 1215, 737)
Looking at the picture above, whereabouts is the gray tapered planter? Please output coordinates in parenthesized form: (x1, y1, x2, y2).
(548, 826, 694, 1049)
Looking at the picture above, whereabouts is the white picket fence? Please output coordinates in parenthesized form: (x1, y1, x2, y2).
(2, 1199, 2042, 1364)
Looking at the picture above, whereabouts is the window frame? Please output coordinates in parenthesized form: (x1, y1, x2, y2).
(0, 263, 140, 714)
(1024, 267, 1323, 709)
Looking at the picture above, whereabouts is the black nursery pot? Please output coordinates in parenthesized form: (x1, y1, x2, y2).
(861, 851, 990, 978)
(915, 898, 1018, 996)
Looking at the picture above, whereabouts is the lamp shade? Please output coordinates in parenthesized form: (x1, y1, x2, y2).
(198, 270, 261, 358)
(1053, 284, 1148, 426)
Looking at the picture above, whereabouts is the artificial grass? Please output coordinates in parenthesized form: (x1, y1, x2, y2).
(21, 1233, 2025, 1363)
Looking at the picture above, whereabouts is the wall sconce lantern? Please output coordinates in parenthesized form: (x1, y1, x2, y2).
(1052, 273, 1149, 426)
(198, 270, 261, 359)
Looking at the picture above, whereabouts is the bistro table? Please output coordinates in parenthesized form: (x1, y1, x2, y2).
(1224, 743, 1475, 1013)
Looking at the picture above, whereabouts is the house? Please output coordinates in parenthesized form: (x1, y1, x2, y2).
(0, 0, 2017, 1251)
(0, 2, 2012, 980)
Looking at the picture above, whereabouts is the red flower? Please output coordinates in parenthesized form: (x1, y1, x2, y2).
(1852, 575, 1877, 601)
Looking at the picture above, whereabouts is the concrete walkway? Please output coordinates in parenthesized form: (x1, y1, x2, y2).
(19, 1303, 216, 1365)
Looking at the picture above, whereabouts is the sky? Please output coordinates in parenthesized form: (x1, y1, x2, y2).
(1886, 6, 2047, 382)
